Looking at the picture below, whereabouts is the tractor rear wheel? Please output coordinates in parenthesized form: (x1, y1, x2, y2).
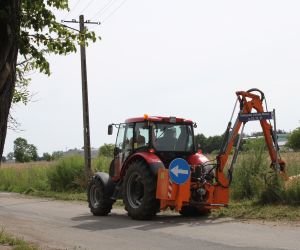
(123, 160, 159, 220)
(180, 206, 211, 217)
(88, 177, 114, 216)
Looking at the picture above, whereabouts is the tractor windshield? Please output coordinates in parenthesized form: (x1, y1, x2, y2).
(152, 123, 194, 152)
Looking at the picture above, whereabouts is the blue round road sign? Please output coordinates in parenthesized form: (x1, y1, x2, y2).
(169, 158, 190, 184)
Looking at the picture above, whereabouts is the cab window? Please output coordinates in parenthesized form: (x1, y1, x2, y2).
(133, 123, 149, 149)
(124, 123, 134, 151)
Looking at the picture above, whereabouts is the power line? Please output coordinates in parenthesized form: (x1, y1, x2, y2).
(71, 0, 81, 12)
(79, 0, 97, 14)
(63, 0, 82, 19)
(91, 0, 118, 20)
(102, 0, 128, 23)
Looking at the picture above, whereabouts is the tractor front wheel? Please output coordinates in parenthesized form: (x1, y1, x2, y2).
(123, 160, 159, 220)
(88, 177, 113, 216)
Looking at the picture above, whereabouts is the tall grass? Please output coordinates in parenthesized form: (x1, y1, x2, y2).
(0, 155, 112, 194)
(0, 164, 49, 193)
(230, 147, 300, 205)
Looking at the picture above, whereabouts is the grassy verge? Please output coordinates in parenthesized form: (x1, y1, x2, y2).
(212, 200, 300, 221)
(0, 228, 38, 250)
(24, 190, 87, 201)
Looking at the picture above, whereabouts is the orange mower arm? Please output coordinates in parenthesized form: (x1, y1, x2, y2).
(215, 88, 288, 188)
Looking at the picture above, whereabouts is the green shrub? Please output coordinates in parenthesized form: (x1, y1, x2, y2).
(98, 144, 114, 158)
(287, 127, 300, 150)
(92, 156, 112, 173)
(47, 156, 85, 192)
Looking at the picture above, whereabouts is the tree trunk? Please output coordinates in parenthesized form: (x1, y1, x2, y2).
(0, 0, 20, 161)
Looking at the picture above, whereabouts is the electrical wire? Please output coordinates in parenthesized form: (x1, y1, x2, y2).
(79, 0, 97, 14)
(63, 0, 81, 19)
(71, 0, 81, 12)
(102, 0, 128, 23)
(91, 0, 118, 20)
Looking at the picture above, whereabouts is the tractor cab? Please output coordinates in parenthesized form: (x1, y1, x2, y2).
(108, 115, 196, 181)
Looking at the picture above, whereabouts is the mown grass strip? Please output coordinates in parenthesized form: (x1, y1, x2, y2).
(212, 200, 300, 221)
(0, 228, 38, 250)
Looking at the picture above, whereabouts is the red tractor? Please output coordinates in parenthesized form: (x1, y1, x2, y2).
(87, 89, 288, 220)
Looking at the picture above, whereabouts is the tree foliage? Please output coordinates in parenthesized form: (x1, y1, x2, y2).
(42, 152, 52, 161)
(99, 143, 114, 158)
(51, 151, 64, 160)
(13, 137, 38, 162)
(0, 0, 98, 160)
(194, 134, 224, 154)
(6, 152, 14, 161)
(287, 127, 300, 151)
(195, 133, 246, 154)
(15, 0, 97, 102)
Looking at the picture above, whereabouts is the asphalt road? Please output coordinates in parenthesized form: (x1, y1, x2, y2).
(0, 192, 299, 250)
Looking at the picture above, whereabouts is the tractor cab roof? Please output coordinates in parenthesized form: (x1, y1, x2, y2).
(125, 115, 193, 124)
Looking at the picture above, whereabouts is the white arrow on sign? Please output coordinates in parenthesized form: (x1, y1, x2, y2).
(171, 165, 189, 177)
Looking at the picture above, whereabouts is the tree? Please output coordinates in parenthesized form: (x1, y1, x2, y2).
(13, 137, 38, 162)
(194, 134, 206, 150)
(0, 0, 97, 160)
(205, 135, 223, 153)
(99, 144, 114, 158)
(42, 152, 52, 161)
(6, 152, 14, 161)
(287, 127, 300, 151)
(52, 151, 63, 160)
(27, 143, 38, 161)
(194, 134, 223, 154)
(195, 133, 245, 154)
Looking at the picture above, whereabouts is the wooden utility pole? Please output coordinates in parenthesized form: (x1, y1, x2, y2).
(79, 15, 91, 177)
(61, 16, 100, 178)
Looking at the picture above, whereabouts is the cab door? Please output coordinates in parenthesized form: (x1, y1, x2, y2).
(111, 123, 133, 180)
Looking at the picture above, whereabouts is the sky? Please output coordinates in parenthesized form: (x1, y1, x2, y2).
(4, 0, 300, 156)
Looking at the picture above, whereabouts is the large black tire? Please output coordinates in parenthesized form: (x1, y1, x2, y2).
(180, 206, 211, 217)
(87, 176, 114, 216)
(123, 160, 159, 220)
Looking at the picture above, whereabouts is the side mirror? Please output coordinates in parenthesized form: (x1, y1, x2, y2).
(108, 124, 113, 135)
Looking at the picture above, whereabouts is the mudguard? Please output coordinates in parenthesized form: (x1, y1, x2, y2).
(93, 172, 115, 195)
(121, 152, 165, 177)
